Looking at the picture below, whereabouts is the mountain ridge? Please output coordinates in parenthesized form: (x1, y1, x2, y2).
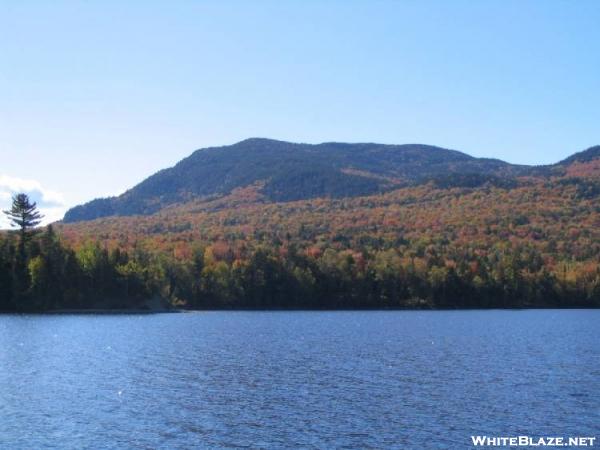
(63, 139, 598, 223)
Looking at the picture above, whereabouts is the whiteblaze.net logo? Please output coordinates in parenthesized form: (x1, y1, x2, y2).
(471, 436, 596, 447)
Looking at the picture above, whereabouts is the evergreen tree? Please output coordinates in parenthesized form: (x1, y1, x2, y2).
(3, 193, 44, 246)
(3, 194, 43, 304)
(0, 244, 14, 310)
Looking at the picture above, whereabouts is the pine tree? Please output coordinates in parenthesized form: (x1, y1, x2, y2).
(3, 194, 44, 305)
(3, 193, 44, 245)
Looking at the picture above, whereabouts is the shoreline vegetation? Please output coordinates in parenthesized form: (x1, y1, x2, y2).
(1, 224, 598, 312)
(1, 189, 599, 312)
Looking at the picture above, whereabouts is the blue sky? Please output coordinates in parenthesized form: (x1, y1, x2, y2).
(1, 0, 599, 226)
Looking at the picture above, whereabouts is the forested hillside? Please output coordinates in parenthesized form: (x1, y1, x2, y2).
(1, 142, 599, 311)
(64, 138, 536, 222)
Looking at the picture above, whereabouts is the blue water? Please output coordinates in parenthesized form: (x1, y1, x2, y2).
(0, 310, 598, 449)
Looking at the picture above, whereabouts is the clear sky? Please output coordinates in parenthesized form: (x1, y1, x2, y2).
(1, 0, 599, 226)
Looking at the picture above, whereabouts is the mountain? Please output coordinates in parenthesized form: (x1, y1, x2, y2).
(52, 140, 600, 310)
(64, 138, 536, 222)
(558, 145, 600, 165)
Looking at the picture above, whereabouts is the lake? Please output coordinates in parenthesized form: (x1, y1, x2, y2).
(0, 310, 598, 449)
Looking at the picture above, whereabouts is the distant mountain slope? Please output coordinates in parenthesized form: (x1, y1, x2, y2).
(63, 138, 589, 223)
(558, 145, 600, 165)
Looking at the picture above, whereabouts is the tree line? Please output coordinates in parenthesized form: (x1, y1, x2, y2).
(1, 194, 598, 311)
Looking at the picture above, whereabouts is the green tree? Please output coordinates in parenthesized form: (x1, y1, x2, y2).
(3, 193, 44, 246)
(0, 241, 14, 310)
(3, 194, 43, 304)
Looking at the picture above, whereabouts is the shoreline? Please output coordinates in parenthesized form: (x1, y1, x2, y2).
(1, 306, 598, 315)
(0, 308, 183, 315)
